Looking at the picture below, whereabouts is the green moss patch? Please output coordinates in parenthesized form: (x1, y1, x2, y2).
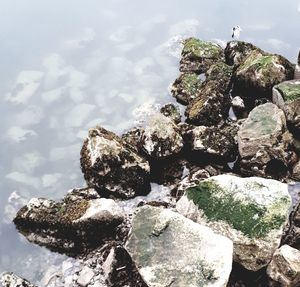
(182, 38, 221, 58)
(276, 82, 300, 102)
(181, 73, 202, 95)
(185, 181, 286, 238)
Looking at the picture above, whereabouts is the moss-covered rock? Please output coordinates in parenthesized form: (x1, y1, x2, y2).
(176, 174, 291, 271)
(141, 113, 183, 159)
(160, 103, 181, 124)
(170, 73, 202, 105)
(179, 37, 224, 74)
(238, 103, 294, 179)
(185, 62, 233, 126)
(224, 41, 262, 66)
(273, 80, 300, 133)
(80, 125, 151, 199)
(125, 205, 233, 287)
(14, 188, 124, 255)
(233, 50, 295, 106)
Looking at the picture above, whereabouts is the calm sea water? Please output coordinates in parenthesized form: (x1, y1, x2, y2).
(0, 0, 300, 283)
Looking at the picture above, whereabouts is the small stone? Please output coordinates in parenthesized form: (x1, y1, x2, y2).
(267, 245, 300, 287)
(77, 266, 95, 287)
(0, 272, 36, 287)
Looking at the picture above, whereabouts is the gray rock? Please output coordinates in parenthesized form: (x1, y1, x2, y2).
(77, 266, 95, 287)
(176, 174, 291, 271)
(273, 80, 300, 132)
(231, 96, 246, 118)
(125, 205, 233, 287)
(0, 272, 36, 287)
(80, 126, 151, 199)
(267, 245, 300, 287)
(238, 103, 294, 178)
(14, 189, 124, 255)
(141, 113, 183, 159)
(179, 37, 224, 74)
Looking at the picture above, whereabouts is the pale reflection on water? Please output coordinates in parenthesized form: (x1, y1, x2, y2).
(0, 0, 299, 282)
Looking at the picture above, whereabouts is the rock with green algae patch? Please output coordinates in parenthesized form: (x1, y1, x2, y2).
(233, 50, 295, 106)
(180, 37, 224, 74)
(273, 80, 300, 132)
(176, 174, 291, 272)
(125, 205, 233, 287)
(14, 188, 124, 256)
(0, 272, 37, 287)
(160, 103, 181, 124)
(238, 103, 295, 179)
(170, 72, 202, 105)
(80, 125, 151, 199)
(185, 62, 233, 126)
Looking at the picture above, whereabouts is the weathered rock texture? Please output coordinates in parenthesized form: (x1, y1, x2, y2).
(126, 205, 233, 287)
(14, 188, 124, 255)
(141, 113, 183, 159)
(180, 37, 224, 74)
(80, 126, 151, 198)
(160, 103, 181, 124)
(176, 174, 291, 271)
(267, 245, 300, 287)
(238, 103, 294, 178)
(273, 80, 300, 132)
(0, 272, 37, 287)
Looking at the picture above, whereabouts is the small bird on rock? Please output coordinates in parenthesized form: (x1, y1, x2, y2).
(232, 25, 242, 39)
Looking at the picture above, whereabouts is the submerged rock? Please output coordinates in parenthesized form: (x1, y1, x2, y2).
(224, 41, 262, 66)
(0, 272, 36, 287)
(179, 37, 224, 74)
(273, 80, 300, 132)
(125, 205, 233, 287)
(80, 126, 151, 199)
(14, 188, 124, 255)
(267, 245, 300, 287)
(185, 62, 233, 126)
(170, 72, 202, 105)
(141, 113, 183, 159)
(176, 174, 291, 271)
(233, 50, 295, 106)
(238, 103, 294, 178)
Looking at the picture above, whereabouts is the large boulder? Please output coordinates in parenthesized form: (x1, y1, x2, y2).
(238, 103, 294, 178)
(176, 174, 291, 271)
(273, 80, 300, 132)
(80, 126, 151, 199)
(170, 72, 202, 105)
(125, 205, 233, 287)
(267, 245, 300, 287)
(14, 188, 124, 255)
(233, 50, 295, 106)
(180, 37, 224, 74)
(185, 62, 233, 126)
(141, 113, 183, 159)
(0, 272, 36, 287)
(224, 41, 262, 67)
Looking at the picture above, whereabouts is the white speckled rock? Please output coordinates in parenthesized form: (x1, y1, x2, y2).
(0, 272, 36, 287)
(267, 245, 300, 286)
(80, 126, 151, 198)
(141, 113, 183, 159)
(77, 266, 95, 287)
(126, 205, 233, 287)
(176, 174, 291, 271)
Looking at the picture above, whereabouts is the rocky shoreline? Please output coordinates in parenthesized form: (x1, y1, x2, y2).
(1, 38, 300, 287)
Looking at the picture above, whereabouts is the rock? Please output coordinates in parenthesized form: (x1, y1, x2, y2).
(238, 103, 294, 178)
(77, 266, 95, 287)
(267, 245, 300, 287)
(14, 189, 124, 255)
(125, 205, 233, 287)
(292, 161, 300, 181)
(176, 174, 291, 271)
(185, 63, 233, 126)
(295, 51, 300, 79)
(121, 127, 143, 153)
(141, 113, 183, 159)
(273, 80, 300, 132)
(190, 122, 239, 161)
(179, 37, 224, 74)
(231, 96, 246, 118)
(160, 103, 181, 124)
(80, 126, 151, 199)
(103, 246, 148, 287)
(0, 272, 36, 287)
(233, 50, 295, 106)
(224, 41, 262, 66)
(170, 73, 202, 105)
